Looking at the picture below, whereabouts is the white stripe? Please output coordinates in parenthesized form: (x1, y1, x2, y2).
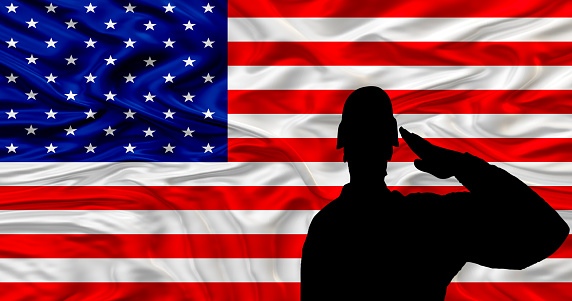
(0, 258, 570, 282)
(0, 258, 299, 282)
(229, 18, 572, 42)
(453, 259, 572, 282)
(0, 210, 317, 234)
(1, 210, 571, 235)
(229, 113, 572, 139)
(228, 66, 572, 90)
(0, 162, 569, 186)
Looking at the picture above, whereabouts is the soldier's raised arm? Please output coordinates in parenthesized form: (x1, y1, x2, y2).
(400, 127, 569, 269)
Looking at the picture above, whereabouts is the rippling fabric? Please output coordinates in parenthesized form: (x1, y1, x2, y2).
(0, 0, 572, 300)
(0, 0, 227, 162)
(226, 1, 572, 301)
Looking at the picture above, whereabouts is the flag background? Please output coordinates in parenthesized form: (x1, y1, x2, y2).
(1, 0, 572, 300)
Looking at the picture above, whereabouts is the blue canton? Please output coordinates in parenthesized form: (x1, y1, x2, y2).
(0, 0, 227, 161)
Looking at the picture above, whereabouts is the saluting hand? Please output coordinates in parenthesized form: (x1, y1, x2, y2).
(399, 127, 464, 179)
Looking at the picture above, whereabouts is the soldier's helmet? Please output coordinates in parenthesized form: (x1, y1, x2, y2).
(337, 86, 399, 158)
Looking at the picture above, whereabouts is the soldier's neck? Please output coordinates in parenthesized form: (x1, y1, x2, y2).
(347, 159, 388, 189)
(349, 169, 389, 192)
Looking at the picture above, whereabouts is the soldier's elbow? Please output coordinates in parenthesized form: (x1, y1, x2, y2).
(519, 219, 570, 270)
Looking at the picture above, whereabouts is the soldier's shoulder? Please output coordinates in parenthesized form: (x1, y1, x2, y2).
(316, 196, 343, 216)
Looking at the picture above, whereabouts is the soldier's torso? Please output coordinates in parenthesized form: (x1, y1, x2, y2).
(302, 187, 467, 300)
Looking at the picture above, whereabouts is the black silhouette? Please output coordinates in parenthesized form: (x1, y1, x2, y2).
(300, 86, 569, 300)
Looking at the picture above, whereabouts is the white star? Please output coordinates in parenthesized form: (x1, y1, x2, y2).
(45, 109, 57, 119)
(85, 38, 97, 48)
(45, 38, 57, 48)
(183, 21, 195, 30)
(46, 3, 57, 13)
(124, 38, 136, 48)
(202, 109, 215, 119)
(183, 93, 195, 102)
(203, 143, 214, 153)
(143, 127, 155, 137)
(6, 73, 18, 83)
(163, 38, 175, 48)
(6, 3, 17, 13)
(203, 38, 214, 48)
(103, 126, 116, 136)
(104, 91, 116, 101)
(25, 90, 38, 100)
(64, 125, 77, 136)
(85, 143, 97, 153)
(6, 143, 17, 153)
(163, 109, 175, 119)
(104, 55, 116, 65)
(203, 3, 215, 13)
(183, 57, 196, 66)
(6, 109, 18, 119)
(144, 21, 156, 30)
(45, 73, 57, 83)
(163, 73, 175, 83)
(65, 19, 77, 29)
(124, 143, 136, 153)
(26, 18, 38, 28)
(163, 143, 175, 153)
(65, 91, 77, 100)
(105, 19, 116, 29)
(66, 55, 77, 65)
(182, 127, 194, 137)
(84, 109, 97, 119)
(164, 3, 175, 12)
(202, 73, 214, 83)
(85, 3, 96, 13)
(26, 54, 38, 64)
(45, 143, 57, 153)
(143, 92, 155, 102)
(124, 73, 136, 83)
(25, 125, 37, 135)
(124, 3, 136, 13)
(144, 57, 156, 66)
(6, 38, 18, 48)
(124, 109, 136, 119)
(84, 73, 97, 83)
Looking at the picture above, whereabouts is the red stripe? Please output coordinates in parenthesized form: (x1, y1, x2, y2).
(229, 0, 572, 17)
(229, 138, 342, 162)
(549, 235, 572, 258)
(229, 42, 572, 66)
(0, 234, 304, 258)
(0, 282, 570, 300)
(0, 186, 570, 209)
(228, 138, 572, 163)
(445, 283, 572, 300)
(1, 233, 569, 259)
(0, 283, 300, 301)
(0, 185, 447, 210)
(0, 186, 337, 210)
(228, 90, 572, 114)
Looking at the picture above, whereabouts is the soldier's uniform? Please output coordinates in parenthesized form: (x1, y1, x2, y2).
(301, 153, 568, 300)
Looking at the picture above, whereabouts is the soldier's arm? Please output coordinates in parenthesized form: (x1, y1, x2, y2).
(400, 127, 569, 269)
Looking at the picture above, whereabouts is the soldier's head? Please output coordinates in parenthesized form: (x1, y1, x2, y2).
(337, 86, 399, 166)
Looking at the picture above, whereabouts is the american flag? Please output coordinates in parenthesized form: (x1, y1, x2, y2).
(0, 0, 571, 300)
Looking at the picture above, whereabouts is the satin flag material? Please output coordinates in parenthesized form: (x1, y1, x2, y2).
(1, 0, 572, 300)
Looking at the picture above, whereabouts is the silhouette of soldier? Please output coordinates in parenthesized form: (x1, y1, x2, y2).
(301, 86, 569, 300)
